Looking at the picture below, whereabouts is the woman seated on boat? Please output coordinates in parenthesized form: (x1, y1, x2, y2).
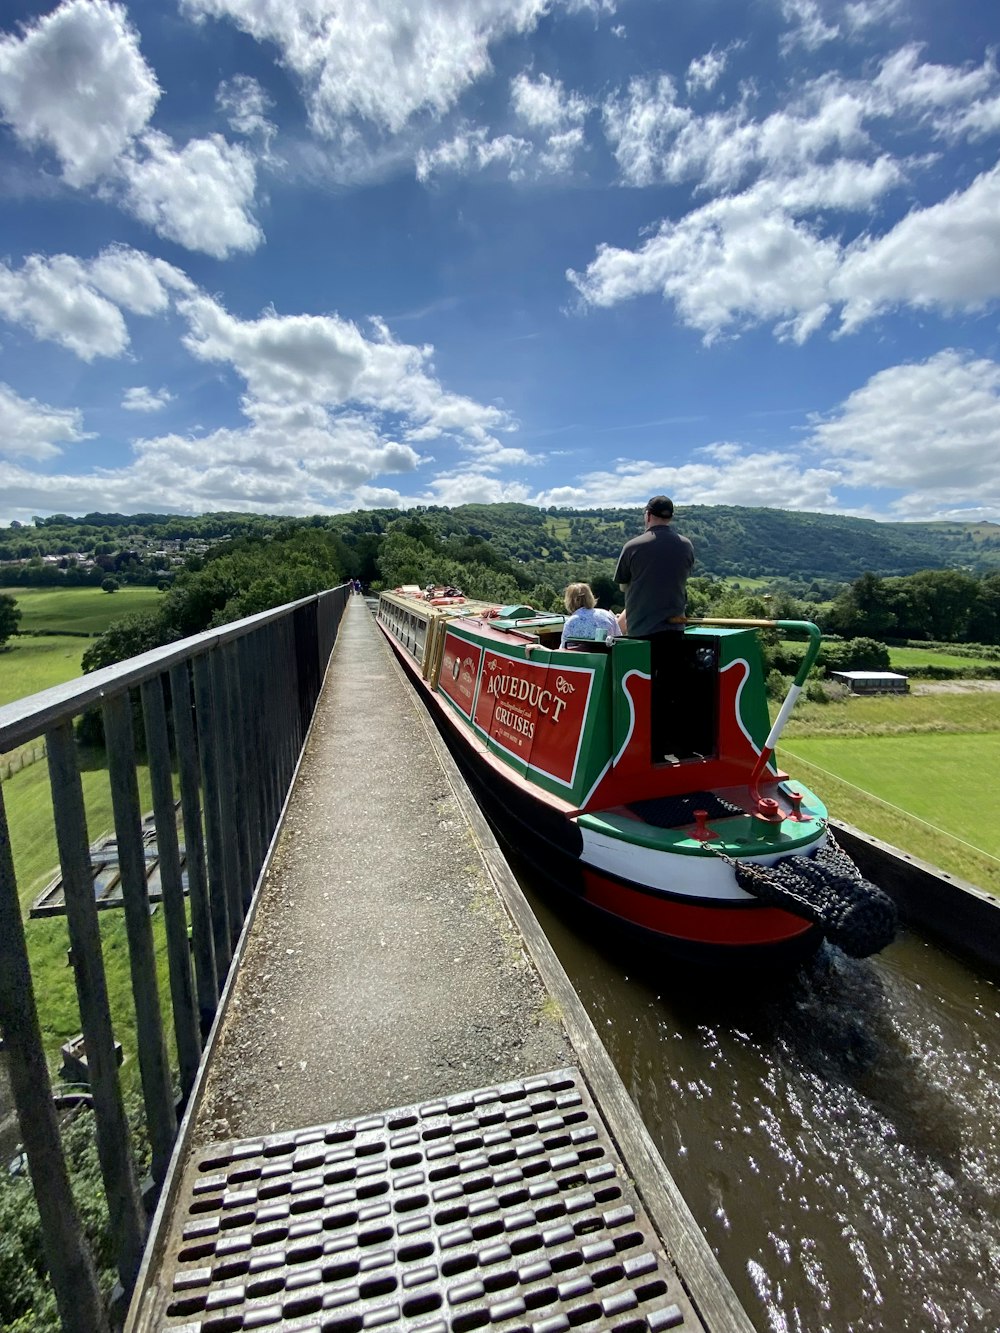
(560, 583, 622, 649)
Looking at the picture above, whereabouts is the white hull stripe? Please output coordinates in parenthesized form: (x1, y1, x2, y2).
(579, 825, 827, 903)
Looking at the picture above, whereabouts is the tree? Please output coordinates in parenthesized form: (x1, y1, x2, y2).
(101, 576, 120, 593)
(821, 636, 891, 672)
(0, 593, 20, 647)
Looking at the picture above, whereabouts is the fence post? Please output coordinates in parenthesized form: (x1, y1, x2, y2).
(46, 722, 147, 1295)
(103, 692, 177, 1188)
(0, 785, 110, 1333)
(192, 653, 232, 976)
(140, 675, 201, 1099)
(169, 661, 217, 1031)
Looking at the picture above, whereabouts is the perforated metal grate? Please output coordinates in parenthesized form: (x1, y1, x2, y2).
(154, 1068, 701, 1333)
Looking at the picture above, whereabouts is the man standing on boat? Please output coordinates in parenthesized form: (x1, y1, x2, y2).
(614, 497, 696, 759)
(614, 496, 694, 636)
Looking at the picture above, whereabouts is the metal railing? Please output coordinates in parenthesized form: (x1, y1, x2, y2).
(0, 584, 351, 1332)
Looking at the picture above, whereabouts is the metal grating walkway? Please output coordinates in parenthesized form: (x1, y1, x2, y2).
(154, 1068, 701, 1333)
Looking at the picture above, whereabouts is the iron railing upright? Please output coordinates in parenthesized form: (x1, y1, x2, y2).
(0, 583, 351, 1332)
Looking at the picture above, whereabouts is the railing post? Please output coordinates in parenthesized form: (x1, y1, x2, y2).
(169, 662, 218, 1030)
(103, 692, 177, 1187)
(224, 642, 254, 911)
(140, 675, 201, 1098)
(0, 785, 110, 1333)
(237, 633, 265, 880)
(212, 647, 244, 948)
(46, 722, 146, 1294)
(192, 653, 232, 976)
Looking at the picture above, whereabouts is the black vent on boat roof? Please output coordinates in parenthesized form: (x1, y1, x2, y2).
(628, 793, 743, 829)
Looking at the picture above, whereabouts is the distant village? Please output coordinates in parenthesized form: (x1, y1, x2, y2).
(0, 528, 232, 586)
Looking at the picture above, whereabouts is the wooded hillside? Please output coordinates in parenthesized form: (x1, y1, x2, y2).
(3, 504, 998, 589)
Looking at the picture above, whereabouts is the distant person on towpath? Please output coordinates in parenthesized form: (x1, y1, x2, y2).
(614, 495, 694, 637)
(559, 582, 622, 649)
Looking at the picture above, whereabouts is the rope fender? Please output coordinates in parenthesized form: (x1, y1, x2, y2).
(729, 836, 897, 958)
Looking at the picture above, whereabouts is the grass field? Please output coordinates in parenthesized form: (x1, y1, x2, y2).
(0, 586, 164, 709)
(777, 639, 998, 672)
(887, 645, 998, 670)
(1, 584, 163, 634)
(0, 635, 91, 707)
(781, 691, 1000, 896)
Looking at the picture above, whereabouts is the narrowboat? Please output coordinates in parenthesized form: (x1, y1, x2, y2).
(377, 589, 896, 964)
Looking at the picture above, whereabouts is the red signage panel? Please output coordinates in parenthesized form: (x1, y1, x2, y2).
(439, 632, 483, 719)
(474, 650, 594, 789)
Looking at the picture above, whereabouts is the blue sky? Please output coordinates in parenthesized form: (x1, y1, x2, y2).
(1, 0, 998, 526)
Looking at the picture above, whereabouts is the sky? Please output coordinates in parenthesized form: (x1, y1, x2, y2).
(0, 0, 999, 527)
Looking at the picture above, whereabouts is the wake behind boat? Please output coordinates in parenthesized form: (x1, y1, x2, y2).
(377, 588, 896, 964)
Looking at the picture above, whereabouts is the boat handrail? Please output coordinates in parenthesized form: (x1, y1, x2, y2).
(693, 619, 823, 805)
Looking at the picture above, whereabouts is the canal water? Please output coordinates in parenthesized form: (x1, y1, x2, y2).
(520, 879, 1000, 1333)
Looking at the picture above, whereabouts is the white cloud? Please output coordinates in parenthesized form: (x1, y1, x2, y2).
(0, 253, 130, 359)
(511, 71, 588, 130)
(0, 405, 425, 520)
(605, 74, 875, 192)
(0, 245, 188, 359)
(120, 131, 263, 258)
(122, 385, 174, 412)
(538, 126, 586, 174)
(570, 149, 1000, 343)
(568, 160, 901, 342)
(416, 127, 533, 181)
(806, 350, 1000, 516)
(87, 244, 194, 312)
(602, 75, 691, 187)
(529, 349, 1000, 519)
(510, 71, 589, 174)
(0, 382, 92, 460)
(533, 451, 842, 512)
(843, 0, 902, 33)
(0, 0, 159, 186)
(873, 44, 995, 115)
(216, 73, 275, 140)
(182, 0, 562, 136)
(686, 48, 731, 97)
(0, 289, 529, 517)
(177, 294, 514, 460)
(425, 472, 533, 506)
(779, 0, 839, 54)
(836, 163, 1000, 331)
(0, 2, 263, 257)
(950, 93, 1000, 141)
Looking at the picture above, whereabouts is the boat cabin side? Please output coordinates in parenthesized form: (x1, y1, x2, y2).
(378, 591, 780, 812)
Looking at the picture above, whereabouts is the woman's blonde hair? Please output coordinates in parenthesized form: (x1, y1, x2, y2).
(564, 582, 596, 612)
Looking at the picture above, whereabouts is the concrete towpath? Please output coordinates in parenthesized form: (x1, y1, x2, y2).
(191, 594, 574, 1144)
(128, 595, 757, 1333)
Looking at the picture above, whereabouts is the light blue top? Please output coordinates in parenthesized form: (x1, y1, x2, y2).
(560, 606, 621, 648)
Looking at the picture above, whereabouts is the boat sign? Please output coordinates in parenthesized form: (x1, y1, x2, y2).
(473, 647, 594, 788)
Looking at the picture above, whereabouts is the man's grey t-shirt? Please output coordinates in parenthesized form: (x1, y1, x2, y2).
(614, 525, 695, 636)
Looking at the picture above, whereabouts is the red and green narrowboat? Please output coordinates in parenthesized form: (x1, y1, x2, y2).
(377, 589, 896, 964)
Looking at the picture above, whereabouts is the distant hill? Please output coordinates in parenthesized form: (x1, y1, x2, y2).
(3, 504, 998, 587)
(400, 504, 1000, 582)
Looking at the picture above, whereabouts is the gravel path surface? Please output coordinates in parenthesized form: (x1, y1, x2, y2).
(193, 598, 572, 1144)
(911, 679, 1000, 693)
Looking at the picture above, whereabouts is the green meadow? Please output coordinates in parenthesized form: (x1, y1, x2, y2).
(0, 585, 163, 708)
(780, 691, 1000, 897)
(1, 584, 163, 634)
(886, 645, 998, 670)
